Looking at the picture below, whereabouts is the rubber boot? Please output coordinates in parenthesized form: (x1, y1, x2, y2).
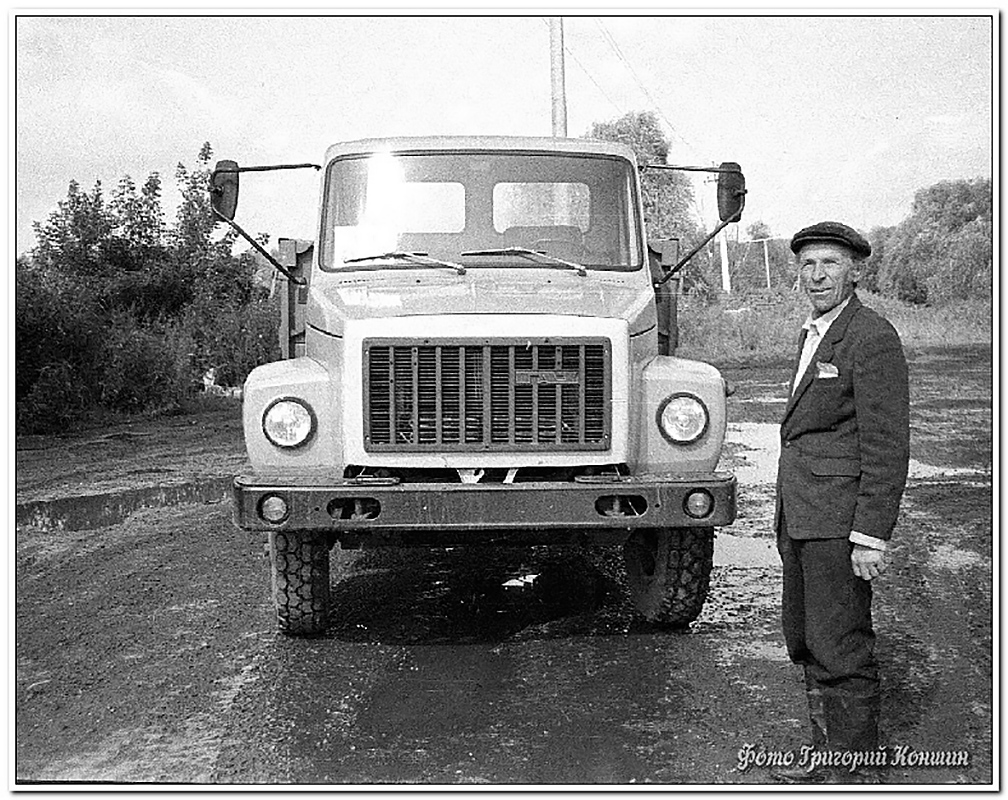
(770, 682, 830, 783)
(823, 689, 885, 784)
(807, 680, 828, 749)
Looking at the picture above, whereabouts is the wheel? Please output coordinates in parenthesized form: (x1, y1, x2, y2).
(623, 527, 714, 629)
(269, 531, 331, 636)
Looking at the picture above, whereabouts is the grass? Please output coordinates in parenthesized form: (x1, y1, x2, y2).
(676, 291, 993, 366)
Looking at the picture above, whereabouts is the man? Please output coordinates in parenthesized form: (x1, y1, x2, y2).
(773, 221, 910, 783)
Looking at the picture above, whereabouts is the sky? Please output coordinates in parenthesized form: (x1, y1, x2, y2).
(13, 12, 995, 256)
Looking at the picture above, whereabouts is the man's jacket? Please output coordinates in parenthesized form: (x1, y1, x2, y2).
(775, 294, 910, 542)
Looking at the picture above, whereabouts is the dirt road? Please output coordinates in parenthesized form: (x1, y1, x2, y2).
(14, 345, 993, 786)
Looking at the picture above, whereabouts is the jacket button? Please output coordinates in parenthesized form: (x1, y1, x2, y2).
(783, 441, 791, 448)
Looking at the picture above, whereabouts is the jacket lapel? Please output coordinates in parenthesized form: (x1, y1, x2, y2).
(782, 295, 862, 426)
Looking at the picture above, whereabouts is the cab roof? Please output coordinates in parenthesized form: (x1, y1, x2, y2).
(323, 136, 639, 166)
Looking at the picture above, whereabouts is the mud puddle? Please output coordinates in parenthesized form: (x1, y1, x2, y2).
(723, 422, 991, 487)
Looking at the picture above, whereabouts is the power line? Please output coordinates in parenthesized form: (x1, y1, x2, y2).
(540, 19, 623, 120)
(593, 19, 697, 157)
(564, 36, 625, 119)
(540, 18, 712, 225)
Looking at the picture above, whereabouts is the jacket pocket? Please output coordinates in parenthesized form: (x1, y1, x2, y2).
(808, 456, 861, 477)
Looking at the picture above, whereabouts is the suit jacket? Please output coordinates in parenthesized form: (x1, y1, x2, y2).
(775, 294, 910, 542)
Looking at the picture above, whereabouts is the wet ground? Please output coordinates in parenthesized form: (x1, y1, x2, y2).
(14, 344, 993, 786)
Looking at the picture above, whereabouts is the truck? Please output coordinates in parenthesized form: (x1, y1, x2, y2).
(210, 136, 746, 636)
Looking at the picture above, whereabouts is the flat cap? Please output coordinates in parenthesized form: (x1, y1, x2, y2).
(790, 221, 871, 259)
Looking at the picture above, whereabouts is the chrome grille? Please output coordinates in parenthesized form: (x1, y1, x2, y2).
(364, 338, 611, 452)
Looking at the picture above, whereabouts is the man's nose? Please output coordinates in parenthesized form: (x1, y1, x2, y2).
(809, 262, 827, 280)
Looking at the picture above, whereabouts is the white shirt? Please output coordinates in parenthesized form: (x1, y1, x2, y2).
(792, 296, 851, 394)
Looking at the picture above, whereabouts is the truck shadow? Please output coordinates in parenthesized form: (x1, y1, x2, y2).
(322, 544, 630, 645)
(251, 545, 740, 785)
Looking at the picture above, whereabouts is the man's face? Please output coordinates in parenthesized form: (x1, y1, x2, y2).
(797, 242, 861, 318)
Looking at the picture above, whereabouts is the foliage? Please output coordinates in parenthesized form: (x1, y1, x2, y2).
(18, 131, 993, 434)
(107, 172, 166, 271)
(677, 291, 809, 365)
(722, 177, 992, 307)
(30, 179, 114, 280)
(172, 142, 237, 269)
(171, 292, 280, 389)
(15, 257, 105, 407)
(17, 360, 94, 433)
(860, 225, 895, 294)
(677, 290, 992, 367)
(17, 142, 278, 433)
(876, 178, 992, 305)
(586, 111, 715, 293)
(725, 237, 794, 293)
(99, 312, 184, 414)
(746, 220, 772, 241)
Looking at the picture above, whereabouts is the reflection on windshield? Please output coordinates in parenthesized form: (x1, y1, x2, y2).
(320, 151, 641, 271)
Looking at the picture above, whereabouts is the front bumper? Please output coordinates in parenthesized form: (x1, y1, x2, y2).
(233, 471, 736, 543)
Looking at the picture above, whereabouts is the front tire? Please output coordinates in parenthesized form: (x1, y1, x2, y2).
(269, 531, 331, 636)
(623, 527, 714, 629)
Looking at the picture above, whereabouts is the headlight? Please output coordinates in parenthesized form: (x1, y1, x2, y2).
(263, 398, 315, 448)
(657, 394, 709, 445)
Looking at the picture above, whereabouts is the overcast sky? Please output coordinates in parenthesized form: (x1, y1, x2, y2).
(14, 13, 994, 256)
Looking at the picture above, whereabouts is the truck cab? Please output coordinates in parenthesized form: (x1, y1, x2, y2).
(214, 136, 743, 635)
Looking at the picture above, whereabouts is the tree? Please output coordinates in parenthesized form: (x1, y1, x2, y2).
(586, 111, 712, 291)
(587, 110, 697, 240)
(746, 220, 772, 241)
(31, 179, 114, 279)
(18, 141, 274, 430)
(877, 178, 992, 304)
(860, 225, 895, 294)
(172, 141, 234, 266)
(109, 172, 165, 265)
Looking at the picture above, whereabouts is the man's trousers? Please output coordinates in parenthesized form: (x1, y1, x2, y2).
(777, 516, 880, 751)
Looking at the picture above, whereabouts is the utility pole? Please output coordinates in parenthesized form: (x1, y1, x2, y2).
(549, 18, 567, 137)
(720, 229, 732, 293)
(763, 238, 771, 289)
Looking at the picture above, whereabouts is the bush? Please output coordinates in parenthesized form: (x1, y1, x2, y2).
(99, 315, 184, 414)
(17, 360, 95, 433)
(15, 261, 105, 414)
(859, 293, 992, 349)
(677, 290, 992, 367)
(678, 291, 808, 365)
(169, 291, 281, 389)
(107, 252, 194, 321)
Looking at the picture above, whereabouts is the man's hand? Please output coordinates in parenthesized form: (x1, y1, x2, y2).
(851, 544, 888, 581)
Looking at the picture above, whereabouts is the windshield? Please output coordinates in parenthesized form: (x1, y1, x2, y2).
(319, 150, 643, 271)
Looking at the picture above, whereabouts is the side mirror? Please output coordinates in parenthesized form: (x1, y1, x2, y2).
(716, 162, 746, 223)
(210, 160, 240, 221)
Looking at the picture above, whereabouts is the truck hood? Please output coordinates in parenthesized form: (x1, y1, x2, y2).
(306, 272, 657, 338)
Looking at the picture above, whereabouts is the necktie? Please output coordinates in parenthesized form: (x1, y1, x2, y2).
(792, 324, 821, 395)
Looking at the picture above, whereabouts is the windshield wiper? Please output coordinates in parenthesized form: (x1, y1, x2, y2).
(461, 247, 587, 277)
(343, 251, 466, 275)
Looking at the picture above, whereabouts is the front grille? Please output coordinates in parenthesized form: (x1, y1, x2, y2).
(364, 338, 611, 452)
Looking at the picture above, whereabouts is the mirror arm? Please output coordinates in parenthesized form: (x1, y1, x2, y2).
(215, 162, 322, 175)
(640, 163, 743, 176)
(211, 207, 307, 286)
(654, 193, 746, 286)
